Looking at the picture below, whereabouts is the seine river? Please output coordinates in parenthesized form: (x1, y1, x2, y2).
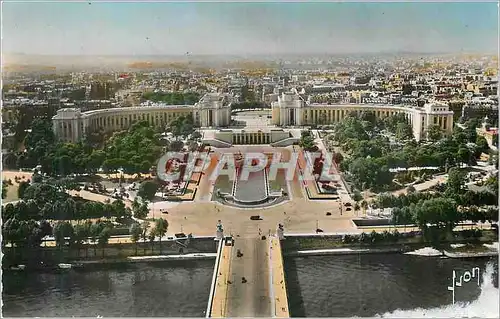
(2, 260, 214, 317)
(3, 254, 498, 318)
(284, 254, 499, 318)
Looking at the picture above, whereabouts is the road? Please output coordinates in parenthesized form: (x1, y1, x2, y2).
(225, 237, 271, 317)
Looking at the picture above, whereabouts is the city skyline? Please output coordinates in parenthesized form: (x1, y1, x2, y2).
(2, 1, 499, 57)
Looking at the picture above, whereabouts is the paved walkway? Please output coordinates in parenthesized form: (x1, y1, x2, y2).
(391, 174, 448, 197)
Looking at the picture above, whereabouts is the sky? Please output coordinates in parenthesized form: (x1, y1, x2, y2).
(2, 1, 499, 56)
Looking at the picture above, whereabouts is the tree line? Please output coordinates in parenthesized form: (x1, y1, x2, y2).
(4, 118, 200, 177)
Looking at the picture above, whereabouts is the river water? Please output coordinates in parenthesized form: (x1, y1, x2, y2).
(284, 254, 499, 318)
(2, 260, 214, 317)
(3, 254, 498, 318)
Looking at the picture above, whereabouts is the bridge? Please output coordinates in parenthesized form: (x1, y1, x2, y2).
(206, 235, 289, 318)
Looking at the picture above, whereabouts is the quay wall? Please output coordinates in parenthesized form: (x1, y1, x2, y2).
(281, 230, 498, 253)
(2, 237, 218, 268)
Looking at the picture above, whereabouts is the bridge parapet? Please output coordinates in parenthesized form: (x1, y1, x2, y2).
(270, 236, 290, 318)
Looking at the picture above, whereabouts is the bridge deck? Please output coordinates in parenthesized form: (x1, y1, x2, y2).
(210, 237, 274, 317)
(210, 236, 290, 318)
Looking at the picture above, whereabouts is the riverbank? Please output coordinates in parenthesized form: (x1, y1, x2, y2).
(4, 229, 498, 272)
(3, 236, 219, 271)
(281, 230, 498, 258)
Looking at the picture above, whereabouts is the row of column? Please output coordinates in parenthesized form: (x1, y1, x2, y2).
(303, 108, 408, 125)
(55, 119, 83, 142)
(89, 111, 191, 131)
(429, 114, 453, 132)
(199, 108, 231, 127)
(232, 133, 271, 144)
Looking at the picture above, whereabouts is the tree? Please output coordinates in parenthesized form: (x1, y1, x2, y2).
(456, 147, 472, 166)
(98, 226, 112, 257)
(191, 131, 202, 140)
(360, 200, 368, 215)
(395, 122, 414, 141)
(445, 168, 467, 198)
(299, 131, 317, 151)
(475, 136, 490, 153)
(426, 124, 443, 142)
(111, 199, 129, 220)
(413, 197, 458, 237)
(464, 120, 479, 142)
(89, 223, 101, 256)
(130, 223, 142, 255)
(23, 119, 56, 173)
(138, 180, 160, 202)
(18, 181, 31, 199)
(53, 221, 74, 249)
(148, 227, 156, 253)
(86, 150, 106, 173)
(484, 175, 498, 194)
(3, 153, 18, 169)
(169, 140, 185, 152)
(452, 128, 469, 145)
(2, 180, 8, 199)
(141, 221, 150, 254)
(332, 152, 344, 164)
(154, 218, 169, 251)
(352, 190, 363, 203)
(132, 198, 149, 219)
(354, 203, 360, 215)
(73, 223, 90, 257)
(101, 121, 162, 176)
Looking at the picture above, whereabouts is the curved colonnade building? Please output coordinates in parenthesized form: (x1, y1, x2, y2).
(52, 93, 231, 142)
(271, 92, 454, 141)
(53, 92, 454, 143)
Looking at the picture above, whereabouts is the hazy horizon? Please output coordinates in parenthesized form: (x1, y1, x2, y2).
(3, 1, 498, 59)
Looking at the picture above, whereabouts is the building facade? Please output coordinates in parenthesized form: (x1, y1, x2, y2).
(193, 93, 232, 127)
(52, 93, 232, 142)
(215, 129, 291, 145)
(271, 92, 454, 141)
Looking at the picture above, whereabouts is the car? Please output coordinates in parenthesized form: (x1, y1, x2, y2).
(344, 202, 352, 207)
